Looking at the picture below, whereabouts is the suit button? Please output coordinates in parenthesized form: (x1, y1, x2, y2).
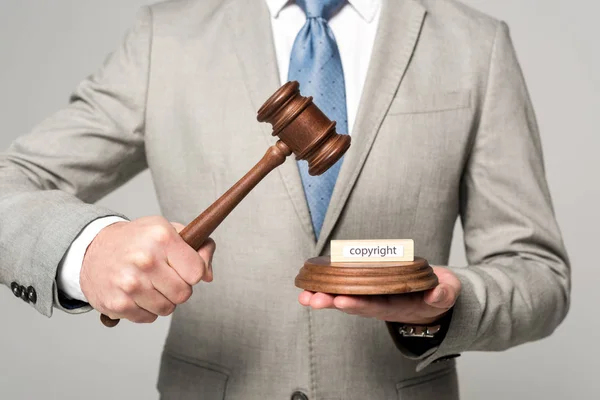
(19, 285, 29, 302)
(291, 391, 309, 400)
(11, 282, 22, 298)
(27, 286, 37, 304)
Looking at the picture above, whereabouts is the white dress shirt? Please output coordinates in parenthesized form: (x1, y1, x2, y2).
(57, 0, 381, 302)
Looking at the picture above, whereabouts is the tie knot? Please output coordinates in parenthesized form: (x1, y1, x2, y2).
(297, 0, 345, 20)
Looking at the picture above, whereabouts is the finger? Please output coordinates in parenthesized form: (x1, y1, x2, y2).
(103, 295, 158, 324)
(170, 222, 186, 232)
(127, 307, 159, 324)
(334, 295, 376, 313)
(120, 272, 176, 317)
(423, 267, 462, 309)
(298, 291, 314, 306)
(432, 266, 462, 291)
(333, 295, 364, 310)
(333, 295, 395, 320)
(151, 263, 194, 305)
(133, 287, 176, 317)
(423, 284, 457, 309)
(167, 239, 207, 286)
(309, 292, 337, 309)
(197, 238, 216, 282)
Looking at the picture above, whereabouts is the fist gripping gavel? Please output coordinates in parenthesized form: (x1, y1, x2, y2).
(100, 81, 351, 327)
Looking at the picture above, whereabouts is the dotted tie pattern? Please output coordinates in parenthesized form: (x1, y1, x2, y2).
(288, 0, 348, 239)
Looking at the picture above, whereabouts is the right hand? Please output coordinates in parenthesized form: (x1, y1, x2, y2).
(80, 216, 216, 323)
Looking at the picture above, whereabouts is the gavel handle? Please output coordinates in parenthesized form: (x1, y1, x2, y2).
(179, 141, 292, 251)
(100, 141, 292, 327)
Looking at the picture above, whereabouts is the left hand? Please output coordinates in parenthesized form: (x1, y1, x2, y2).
(298, 267, 461, 324)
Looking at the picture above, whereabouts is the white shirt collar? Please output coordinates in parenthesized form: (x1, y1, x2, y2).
(265, 0, 380, 23)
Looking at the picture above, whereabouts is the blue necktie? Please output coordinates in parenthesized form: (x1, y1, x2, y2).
(288, 0, 348, 239)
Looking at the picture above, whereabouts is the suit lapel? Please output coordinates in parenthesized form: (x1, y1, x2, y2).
(225, 0, 316, 243)
(315, 0, 427, 254)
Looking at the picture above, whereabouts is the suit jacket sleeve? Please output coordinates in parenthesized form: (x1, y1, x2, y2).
(392, 22, 571, 371)
(0, 7, 152, 317)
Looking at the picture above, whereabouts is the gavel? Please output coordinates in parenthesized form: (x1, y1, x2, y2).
(100, 81, 351, 327)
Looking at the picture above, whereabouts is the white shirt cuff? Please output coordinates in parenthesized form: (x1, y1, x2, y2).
(56, 216, 127, 302)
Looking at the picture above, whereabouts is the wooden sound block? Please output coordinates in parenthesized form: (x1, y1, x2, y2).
(295, 256, 438, 295)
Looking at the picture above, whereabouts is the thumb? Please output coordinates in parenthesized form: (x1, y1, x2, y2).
(423, 266, 462, 309)
(423, 284, 457, 310)
(170, 222, 215, 282)
(170, 222, 186, 233)
(198, 238, 216, 282)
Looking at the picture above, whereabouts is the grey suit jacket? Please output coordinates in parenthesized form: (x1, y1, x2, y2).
(0, 0, 570, 399)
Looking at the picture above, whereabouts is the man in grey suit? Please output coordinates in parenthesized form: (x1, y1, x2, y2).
(0, 0, 570, 399)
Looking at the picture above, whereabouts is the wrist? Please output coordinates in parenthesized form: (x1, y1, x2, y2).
(386, 308, 455, 356)
(388, 307, 453, 338)
(57, 216, 127, 303)
(401, 309, 451, 325)
(80, 220, 128, 298)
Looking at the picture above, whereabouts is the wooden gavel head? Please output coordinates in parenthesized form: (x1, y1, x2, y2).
(100, 81, 352, 328)
(257, 81, 351, 176)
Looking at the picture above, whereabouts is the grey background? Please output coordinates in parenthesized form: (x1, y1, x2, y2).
(0, 1, 597, 398)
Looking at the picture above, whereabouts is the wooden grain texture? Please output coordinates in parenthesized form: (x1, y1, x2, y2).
(101, 81, 351, 327)
(295, 256, 438, 295)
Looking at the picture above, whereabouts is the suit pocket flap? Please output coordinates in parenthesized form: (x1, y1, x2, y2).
(388, 90, 471, 115)
(158, 351, 230, 400)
